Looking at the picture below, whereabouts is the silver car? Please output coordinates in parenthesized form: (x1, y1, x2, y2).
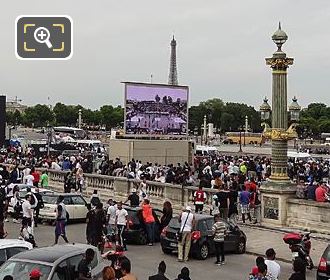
(0, 243, 106, 280)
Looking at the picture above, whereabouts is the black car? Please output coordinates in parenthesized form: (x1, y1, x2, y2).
(317, 244, 330, 280)
(124, 206, 163, 245)
(160, 214, 246, 260)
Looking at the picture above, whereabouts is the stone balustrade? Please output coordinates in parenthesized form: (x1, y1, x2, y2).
(44, 169, 217, 212)
(4, 165, 330, 233)
(286, 198, 330, 234)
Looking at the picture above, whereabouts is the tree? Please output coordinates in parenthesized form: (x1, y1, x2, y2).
(53, 103, 77, 126)
(23, 104, 54, 127)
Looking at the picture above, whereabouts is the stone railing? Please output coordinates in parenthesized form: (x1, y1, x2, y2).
(286, 198, 330, 234)
(45, 169, 217, 212)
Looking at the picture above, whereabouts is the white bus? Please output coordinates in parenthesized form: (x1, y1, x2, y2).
(53, 127, 87, 139)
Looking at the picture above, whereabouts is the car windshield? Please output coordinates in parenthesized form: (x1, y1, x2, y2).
(43, 195, 58, 204)
(0, 260, 52, 280)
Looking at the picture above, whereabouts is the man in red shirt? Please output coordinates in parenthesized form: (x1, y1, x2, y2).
(31, 167, 40, 188)
(315, 183, 328, 202)
(193, 185, 206, 214)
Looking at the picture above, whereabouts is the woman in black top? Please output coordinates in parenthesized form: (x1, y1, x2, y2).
(228, 181, 238, 224)
(160, 201, 173, 231)
(217, 186, 230, 220)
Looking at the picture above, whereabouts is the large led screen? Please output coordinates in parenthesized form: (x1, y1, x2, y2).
(125, 82, 188, 136)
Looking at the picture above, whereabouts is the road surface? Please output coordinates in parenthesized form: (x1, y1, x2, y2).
(3, 221, 316, 279)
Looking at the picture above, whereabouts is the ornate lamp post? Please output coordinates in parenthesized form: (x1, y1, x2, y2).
(259, 23, 301, 226)
(263, 22, 297, 181)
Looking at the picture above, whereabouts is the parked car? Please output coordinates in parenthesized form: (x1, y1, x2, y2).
(0, 239, 33, 266)
(160, 214, 247, 260)
(39, 193, 88, 222)
(124, 205, 163, 245)
(0, 244, 105, 280)
(317, 244, 330, 280)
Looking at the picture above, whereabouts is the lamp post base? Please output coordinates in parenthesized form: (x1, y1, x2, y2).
(259, 180, 296, 227)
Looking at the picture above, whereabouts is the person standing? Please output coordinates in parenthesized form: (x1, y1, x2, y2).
(160, 201, 173, 231)
(239, 185, 252, 223)
(115, 202, 129, 251)
(33, 188, 44, 227)
(24, 172, 34, 187)
(178, 206, 195, 262)
(228, 182, 238, 225)
(141, 199, 155, 246)
(54, 195, 69, 244)
(193, 185, 206, 214)
(139, 178, 148, 202)
(90, 190, 101, 208)
(22, 194, 33, 231)
(148, 261, 169, 280)
(91, 203, 106, 253)
(106, 199, 117, 243)
(31, 167, 40, 188)
(217, 186, 230, 220)
(212, 214, 226, 265)
(264, 248, 281, 280)
(86, 204, 95, 244)
(124, 188, 139, 207)
(40, 170, 49, 188)
(11, 185, 21, 223)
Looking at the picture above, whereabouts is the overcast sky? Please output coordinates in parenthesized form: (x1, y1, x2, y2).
(1, 0, 330, 110)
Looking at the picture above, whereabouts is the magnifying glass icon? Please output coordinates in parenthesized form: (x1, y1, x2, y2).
(34, 27, 53, 49)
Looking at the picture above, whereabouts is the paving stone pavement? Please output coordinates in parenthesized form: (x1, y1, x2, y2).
(241, 224, 329, 264)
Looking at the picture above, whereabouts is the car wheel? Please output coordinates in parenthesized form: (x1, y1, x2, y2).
(162, 247, 172, 255)
(196, 243, 209, 260)
(138, 231, 147, 245)
(236, 238, 246, 254)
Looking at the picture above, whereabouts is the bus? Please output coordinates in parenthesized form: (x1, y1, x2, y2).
(224, 132, 265, 145)
(53, 127, 87, 139)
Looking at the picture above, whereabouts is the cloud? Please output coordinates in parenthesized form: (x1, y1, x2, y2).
(1, 0, 330, 109)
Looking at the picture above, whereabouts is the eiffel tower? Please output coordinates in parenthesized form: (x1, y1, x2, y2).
(168, 35, 178, 85)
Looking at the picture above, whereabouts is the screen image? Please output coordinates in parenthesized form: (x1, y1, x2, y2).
(125, 83, 188, 136)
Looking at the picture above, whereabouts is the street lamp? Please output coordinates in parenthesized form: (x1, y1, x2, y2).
(260, 97, 271, 122)
(261, 22, 299, 181)
(238, 125, 243, 153)
(289, 96, 301, 122)
(46, 125, 52, 157)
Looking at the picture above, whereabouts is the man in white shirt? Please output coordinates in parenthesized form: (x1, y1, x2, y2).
(107, 199, 117, 242)
(178, 206, 195, 262)
(22, 194, 33, 228)
(115, 202, 128, 250)
(264, 248, 281, 280)
(24, 174, 34, 186)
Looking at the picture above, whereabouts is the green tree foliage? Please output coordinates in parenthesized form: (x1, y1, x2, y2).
(188, 98, 261, 133)
(297, 103, 330, 138)
(23, 104, 54, 127)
